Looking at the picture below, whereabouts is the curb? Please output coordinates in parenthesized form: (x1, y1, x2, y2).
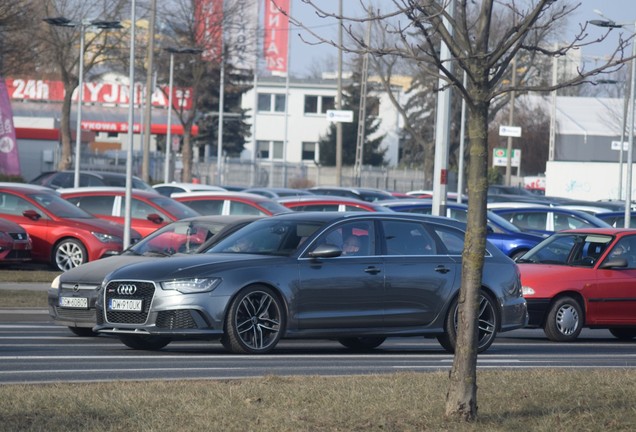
(0, 282, 49, 291)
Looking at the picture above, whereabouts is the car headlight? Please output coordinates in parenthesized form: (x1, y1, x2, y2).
(522, 286, 535, 296)
(51, 274, 61, 289)
(160, 278, 222, 294)
(92, 232, 122, 243)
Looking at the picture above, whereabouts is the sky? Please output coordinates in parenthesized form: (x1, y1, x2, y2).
(284, 1, 636, 78)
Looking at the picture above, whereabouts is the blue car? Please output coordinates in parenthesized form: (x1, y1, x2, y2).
(595, 211, 636, 228)
(490, 206, 611, 237)
(378, 199, 543, 260)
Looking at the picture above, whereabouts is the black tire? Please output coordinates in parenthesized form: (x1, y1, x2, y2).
(338, 336, 386, 351)
(223, 285, 285, 354)
(609, 328, 636, 340)
(68, 327, 96, 337)
(437, 291, 499, 354)
(544, 296, 583, 342)
(52, 238, 87, 271)
(118, 334, 171, 350)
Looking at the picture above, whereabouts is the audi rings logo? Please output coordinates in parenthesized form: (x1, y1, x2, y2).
(117, 284, 138, 295)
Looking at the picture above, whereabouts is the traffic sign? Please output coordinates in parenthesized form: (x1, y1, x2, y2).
(326, 110, 354, 123)
(499, 125, 522, 137)
(493, 148, 521, 167)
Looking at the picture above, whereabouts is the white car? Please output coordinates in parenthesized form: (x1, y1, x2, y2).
(153, 182, 226, 197)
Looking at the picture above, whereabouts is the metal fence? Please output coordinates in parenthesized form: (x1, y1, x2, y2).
(76, 150, 436, 193)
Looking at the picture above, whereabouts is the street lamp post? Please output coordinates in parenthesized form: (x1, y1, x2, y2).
(43, 17, 122, 188)
(162, 47, 203, 184)
(590, 15, 636, 227)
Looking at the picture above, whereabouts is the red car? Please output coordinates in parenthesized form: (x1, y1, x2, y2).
(0, 218, 32, 263)
(516, 228, 636, 341)
(276, 195, 391, 212)
(0, 183, 140, 271)
(59, 187, 200, 237)
(171, 191, 291, 216)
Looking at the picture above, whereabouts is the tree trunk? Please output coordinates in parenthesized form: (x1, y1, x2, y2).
(57, 84, 74, 171)
(181, 128, 193, 182)
(445, 100, 490, 421)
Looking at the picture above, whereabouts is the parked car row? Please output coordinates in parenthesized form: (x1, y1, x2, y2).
(9, 179, 630, 356)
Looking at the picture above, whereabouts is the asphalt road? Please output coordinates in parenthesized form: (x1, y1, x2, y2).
(2, 309, 636, 384)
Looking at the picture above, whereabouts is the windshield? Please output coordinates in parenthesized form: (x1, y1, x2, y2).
(29, 192, 94, 219)
(129, 220, 227, 256)
(207, 219, 324, 256)
(517, 233, 613, 267)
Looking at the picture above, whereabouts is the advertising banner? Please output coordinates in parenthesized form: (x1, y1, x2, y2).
(0, 78, 20, 176)
(225, 0, 259, 70)
(264, 0, 289, 75)
(195, 0, 224, 62)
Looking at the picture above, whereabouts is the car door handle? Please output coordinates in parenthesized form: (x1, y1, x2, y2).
(435, 265, 451, 274)
(364, 266, 382, 275)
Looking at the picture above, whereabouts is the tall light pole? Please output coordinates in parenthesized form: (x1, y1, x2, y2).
(163, 47, 202, 183)
(590, 15, 636, 227)
(43, 17, 122, 188)
(124, 0, 137, 249)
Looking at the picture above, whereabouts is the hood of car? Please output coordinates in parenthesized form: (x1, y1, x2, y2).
(106, 253, 284, 282)
(59, 255, 158, 285)
(67, 217, 139, 239)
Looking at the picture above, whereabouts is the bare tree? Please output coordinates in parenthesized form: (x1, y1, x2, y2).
(35, 0, 128, 171)
(286, 0, 630, 421)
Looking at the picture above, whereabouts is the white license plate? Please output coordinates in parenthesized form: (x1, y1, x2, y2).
(59, 296, 88, 309)
(108, 298, 143, 312)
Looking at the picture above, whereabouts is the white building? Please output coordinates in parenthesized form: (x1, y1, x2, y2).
(240, 76, 404, 167)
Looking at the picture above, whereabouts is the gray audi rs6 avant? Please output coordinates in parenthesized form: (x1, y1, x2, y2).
(94, 212, 528, 354)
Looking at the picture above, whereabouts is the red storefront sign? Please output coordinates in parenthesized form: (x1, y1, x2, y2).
(6, 78, 193, 110)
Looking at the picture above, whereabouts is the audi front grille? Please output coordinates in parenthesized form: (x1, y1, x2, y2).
(104, 281, 155, 324)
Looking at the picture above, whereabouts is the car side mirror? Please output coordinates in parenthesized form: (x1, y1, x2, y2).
(23, 209, 41, 220)
(147, 213, 164, 224)
(599, 258, 628, 269)
(307, 243, 342, 258)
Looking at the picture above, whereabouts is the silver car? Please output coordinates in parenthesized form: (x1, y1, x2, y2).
(94, 212, 528, 354)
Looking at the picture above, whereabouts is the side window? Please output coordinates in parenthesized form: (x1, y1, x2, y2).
(181, 200, 223, 215)
(69, 195, 115, 215)
(229, 201, 265, 216)
(430, 225, 465, 255)
(509, 212, 547, 230)
(382, 220, 437, 256)
(50, 173, 73, 188)
(313, 221, 375, 257)
(605, 236, 636, 268)
(344, 205, 372, 212)
(0, 193, 39, 217)
(302, 204, 340, 212)
(129, 198, 168, 220)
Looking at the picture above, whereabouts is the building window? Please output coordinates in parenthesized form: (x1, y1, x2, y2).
(304, 95, 318, 113)
(273, 141, 283, 159)
(257, 140, 284, 160)
(274, 94, 286, 112)
(302, 142, 317, 161)
(322, 96, 335, 112)
(304, 95, 336, 114)
(257, 140, 269, 159)
(257, 93, 286, 112)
